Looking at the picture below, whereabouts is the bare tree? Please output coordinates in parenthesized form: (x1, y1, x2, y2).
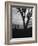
(17, 8, 32, 29)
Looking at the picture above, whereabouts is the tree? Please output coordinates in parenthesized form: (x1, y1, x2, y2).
(17, 8, 32, 29)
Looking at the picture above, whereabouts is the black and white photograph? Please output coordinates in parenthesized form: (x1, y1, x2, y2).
(5, 2, 37, 44)
(11, 7, 33, 38)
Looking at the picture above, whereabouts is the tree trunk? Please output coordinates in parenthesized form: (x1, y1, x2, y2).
(21, 12, 26, 29)
(23, 19, 25, 29)
(21, 12, 30, 29)
(25, 19, 30, 28)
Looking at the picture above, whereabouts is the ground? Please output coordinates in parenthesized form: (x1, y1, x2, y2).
(12, 27, 32, 38)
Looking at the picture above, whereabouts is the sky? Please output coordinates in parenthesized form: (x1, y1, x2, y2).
(12, 7, 32, 28)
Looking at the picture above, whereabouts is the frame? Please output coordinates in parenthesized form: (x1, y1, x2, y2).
(5, 1, 37, 45)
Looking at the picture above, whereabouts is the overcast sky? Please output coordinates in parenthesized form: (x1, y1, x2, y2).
(12, 7, 32, 28)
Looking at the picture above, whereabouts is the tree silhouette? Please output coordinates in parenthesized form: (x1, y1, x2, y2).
(17, 8, 32, 29)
